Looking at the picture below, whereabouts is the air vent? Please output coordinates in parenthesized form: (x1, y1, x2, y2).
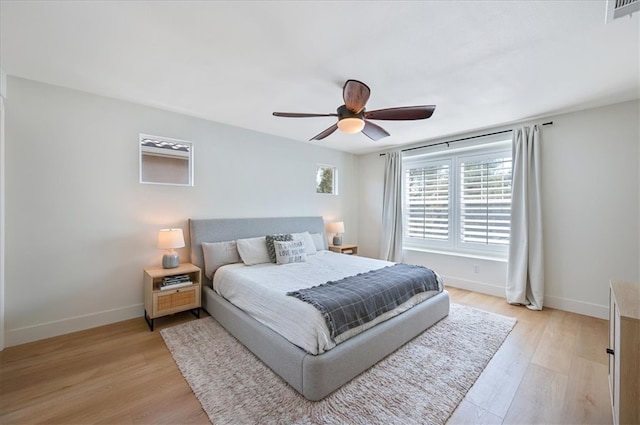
(606, 0, 639, 22)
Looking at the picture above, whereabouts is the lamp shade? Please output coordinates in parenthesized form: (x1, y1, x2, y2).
(158, 228, 185, 249)
(337, 118, 365, 134)
(327, 221, 345, 234)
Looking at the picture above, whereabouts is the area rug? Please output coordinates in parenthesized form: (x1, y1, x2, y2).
(161, 303, 516, 425)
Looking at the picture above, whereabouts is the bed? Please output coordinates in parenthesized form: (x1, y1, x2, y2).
(189, 216, 450, 401)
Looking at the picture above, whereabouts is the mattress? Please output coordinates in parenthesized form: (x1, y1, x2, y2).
(213, 250, 443, 354)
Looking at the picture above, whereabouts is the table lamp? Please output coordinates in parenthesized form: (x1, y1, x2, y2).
(158, 228, 185, 268)
(328, 221, 345, 246)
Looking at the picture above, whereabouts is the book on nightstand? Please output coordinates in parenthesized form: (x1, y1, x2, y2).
(159, 281, 193, 291)
(159, 274, 192, 290)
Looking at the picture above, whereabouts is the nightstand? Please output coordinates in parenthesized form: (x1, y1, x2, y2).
(143, 263, 201, 331)
(328, 244, 358, 255)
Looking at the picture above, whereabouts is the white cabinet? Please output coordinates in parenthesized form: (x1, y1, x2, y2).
(608, 281, 640, 425)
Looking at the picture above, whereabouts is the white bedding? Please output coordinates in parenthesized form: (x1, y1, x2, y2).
(213, 251, 443, 354)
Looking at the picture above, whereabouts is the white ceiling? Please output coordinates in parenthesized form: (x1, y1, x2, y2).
(1, 1, 638, 154)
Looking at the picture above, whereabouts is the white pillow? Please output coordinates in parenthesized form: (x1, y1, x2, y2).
(310, 232, 325, 251)
(273, 240, 307, 265)
(202, 240, 241, 279)
(291, 231, 317, 255)
(237, 236, 271, 265)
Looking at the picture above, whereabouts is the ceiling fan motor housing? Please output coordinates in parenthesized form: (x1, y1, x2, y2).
(337, 104, 364, 120)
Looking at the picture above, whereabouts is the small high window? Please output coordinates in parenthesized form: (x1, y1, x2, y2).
(139, 134, 193, 186)
(316, 165, 337, 195)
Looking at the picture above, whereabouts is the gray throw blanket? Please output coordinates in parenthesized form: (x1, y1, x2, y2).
(287, 263, 440, 339)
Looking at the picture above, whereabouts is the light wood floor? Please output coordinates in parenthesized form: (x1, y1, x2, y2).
(0, 287, 613, 424)
(447, 287, 612, 425)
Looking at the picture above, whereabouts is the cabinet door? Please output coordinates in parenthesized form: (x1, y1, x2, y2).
(609, 290, 616, 417)
(613, 306, 622, 424)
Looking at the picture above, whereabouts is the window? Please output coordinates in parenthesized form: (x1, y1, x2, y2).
(316, 165, 337, 194)
(139, 134, 193, 186)
(403, 139, 512, 257)
(405, 159, 451, 242)
(459, 153, 512, 248)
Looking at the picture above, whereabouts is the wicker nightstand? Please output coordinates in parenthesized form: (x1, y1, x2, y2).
(143, 263, 201, 331)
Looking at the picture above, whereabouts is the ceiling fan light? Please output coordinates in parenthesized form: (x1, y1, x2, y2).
(337, 117, 365, 134)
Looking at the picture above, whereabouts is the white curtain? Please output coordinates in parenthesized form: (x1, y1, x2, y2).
(380, 150, 404, 262)
(506, 126, 544, 310)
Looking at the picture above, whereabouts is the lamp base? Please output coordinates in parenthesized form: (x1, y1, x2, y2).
(162, 253, 180, 269)
(333, 235, 343, 246)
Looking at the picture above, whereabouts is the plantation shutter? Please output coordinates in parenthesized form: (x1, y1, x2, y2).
(459, 155, 512, 246)
(404, 161, 450, 241)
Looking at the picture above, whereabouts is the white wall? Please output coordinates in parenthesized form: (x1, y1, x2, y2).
(4, 77, 359, 346)
(357, 100, 640, 319)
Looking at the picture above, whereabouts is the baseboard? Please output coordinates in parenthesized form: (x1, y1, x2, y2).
(443, 276, 506, 298)
(544, 295, 608, 320)
(5, 303, 144, 348)
(444, 276, 609, 319)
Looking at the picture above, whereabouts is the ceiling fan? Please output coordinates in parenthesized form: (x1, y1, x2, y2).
(272, 79, 436, 141)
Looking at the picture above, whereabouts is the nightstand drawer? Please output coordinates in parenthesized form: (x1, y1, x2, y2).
(152, 285, 200, 316)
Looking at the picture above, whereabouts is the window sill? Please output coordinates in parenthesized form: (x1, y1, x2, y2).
(403, 246, 508, 263)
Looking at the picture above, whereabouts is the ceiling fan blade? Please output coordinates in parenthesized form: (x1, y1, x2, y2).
(365, 105, 436, 120)
(310, 123, 339, 141)
(343, 80, 371, 114)
(361, 120, 390, 141)
(273, 112, 338, 118)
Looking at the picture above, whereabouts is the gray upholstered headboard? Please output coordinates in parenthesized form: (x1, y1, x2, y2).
(189, 216, 328, 287)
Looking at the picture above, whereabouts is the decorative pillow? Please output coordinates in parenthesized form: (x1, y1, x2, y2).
(310, 232, 326, 251)
(202, 240, 241, 279)
(265, 234, 293, 263)
(292, 231, 317, 255)
(237, 236, 271, 265)
(273, 240, 307, 265)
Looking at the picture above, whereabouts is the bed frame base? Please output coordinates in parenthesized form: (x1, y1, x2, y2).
(203, 286, 450, 401)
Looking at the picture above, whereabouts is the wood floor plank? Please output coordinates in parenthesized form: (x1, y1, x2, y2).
(531, 309, 579, 374)
(502, 363, 569, 425)
(463, 319, 545, 418)
(560, 357, 612, 424)
(574, 314, 609, 365)
(447, 399, 504, 425)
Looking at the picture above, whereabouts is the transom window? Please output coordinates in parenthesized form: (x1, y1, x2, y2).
(403, 138, 512, 258)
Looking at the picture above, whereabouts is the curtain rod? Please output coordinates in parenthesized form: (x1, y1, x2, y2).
(379, 121, 553, 156)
